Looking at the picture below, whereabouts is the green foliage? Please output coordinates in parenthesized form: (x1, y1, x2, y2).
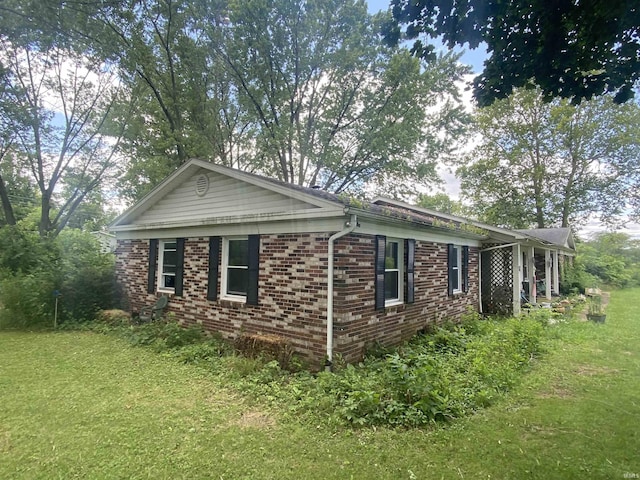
(563, 232, 640, 291)
(1, 290, 640, 478)
(415, 192, 469, 216)
(458, 88, 640, 229)
(0, 226, 115, 327)
(0, 270, 55, 328)
(385, 0, 640, 106)
(79, 312, 551, 428)
(55, 229, 116, 320)
(0, 224, 51, 273)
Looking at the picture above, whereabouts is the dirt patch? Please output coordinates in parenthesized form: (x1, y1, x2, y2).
(0, 431, 10, 452)
(574, 365, 619, 376)
(537, 385, 574, 399)
(232, 411, 277, 429)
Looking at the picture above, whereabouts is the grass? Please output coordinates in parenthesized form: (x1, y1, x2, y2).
(1, 289, 639, 479)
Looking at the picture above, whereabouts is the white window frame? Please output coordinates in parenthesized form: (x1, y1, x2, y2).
(451, 245, 463, 294)
(221, 236, 249, 302)
(385, 238, 404, 306)
(157, 239, 177, 292)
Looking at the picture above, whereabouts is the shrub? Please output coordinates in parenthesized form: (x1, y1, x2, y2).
(0, 269, 55, 328)
(56, 229, 116, 322)
(0, 227, 116, 327)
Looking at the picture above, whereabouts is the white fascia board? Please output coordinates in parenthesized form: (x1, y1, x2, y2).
(353, 209, 483, 247)
(111, 207, 347, 233)
(114, 216, 348, 240)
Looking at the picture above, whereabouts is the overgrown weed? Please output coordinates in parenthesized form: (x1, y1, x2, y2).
(80, 309, 555, 428)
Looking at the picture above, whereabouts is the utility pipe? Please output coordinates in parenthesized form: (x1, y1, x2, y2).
(326, 214, 358, 371)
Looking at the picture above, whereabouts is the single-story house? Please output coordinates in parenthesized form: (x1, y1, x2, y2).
(111, 159, 574, 367)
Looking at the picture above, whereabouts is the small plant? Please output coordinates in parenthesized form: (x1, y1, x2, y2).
(588, 295, 604, 315)
(586, 295, 606, 323)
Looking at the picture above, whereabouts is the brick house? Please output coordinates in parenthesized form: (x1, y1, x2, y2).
(111, 159, 574, 366)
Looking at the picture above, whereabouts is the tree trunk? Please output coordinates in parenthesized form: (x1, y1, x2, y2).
(0, 174, 16, 225)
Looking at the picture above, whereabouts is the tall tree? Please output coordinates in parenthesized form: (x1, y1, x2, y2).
(0, 39, 125, 237)
(221, 0, 469, 195)
(96, 0, 255, 201)
(384, 0, 640, 106)
(458, 88, 640, 229)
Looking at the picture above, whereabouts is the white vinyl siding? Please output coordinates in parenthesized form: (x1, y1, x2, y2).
(136, 171, 318, 226)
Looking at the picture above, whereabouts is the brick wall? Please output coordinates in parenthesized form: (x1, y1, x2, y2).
(115, 232, 479, 366)
(332, 234, 479, 363)
(116, 235, 331, 364)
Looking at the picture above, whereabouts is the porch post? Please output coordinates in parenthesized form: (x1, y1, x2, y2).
(528, 246, 536, 305)
(545, 249, 552, 300)
(512, 243, 521, 315)
(552, 250, 560, 296)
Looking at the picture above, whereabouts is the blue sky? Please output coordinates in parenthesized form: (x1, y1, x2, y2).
(366, 0, 488, 73)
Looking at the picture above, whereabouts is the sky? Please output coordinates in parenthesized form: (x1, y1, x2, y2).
(366, 0, 640, 240)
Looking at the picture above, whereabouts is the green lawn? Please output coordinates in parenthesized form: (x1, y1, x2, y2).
(1, 289, 639, 479)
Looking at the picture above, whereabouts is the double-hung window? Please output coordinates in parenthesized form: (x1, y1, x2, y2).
(384, 238, 404, 305)
(448, 244, 469, 295)
(158, 240, 178, 291)
(450, 245, 462, 293)
(222, 237, 249, 299)
(375, 236, 414, 310)
(208, 235, 259, 305)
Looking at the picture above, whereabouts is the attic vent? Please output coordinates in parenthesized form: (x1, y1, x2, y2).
(195, 174, 209, 197)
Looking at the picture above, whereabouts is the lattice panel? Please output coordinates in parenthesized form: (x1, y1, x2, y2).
(481, 248, 514, 315)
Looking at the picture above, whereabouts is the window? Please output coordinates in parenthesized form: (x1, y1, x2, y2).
(158, 240, 178, 291)
(375, 236, 414, 310)
(384, 238, 404, 305)
(222, 237, 249, 299)
(448, 244, 469, 296)
(209, 235, 259, 305)
(451, 245, 461, 293)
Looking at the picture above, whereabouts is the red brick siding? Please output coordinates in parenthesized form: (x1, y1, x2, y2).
(115, 232, 479, 366)
(116, 235, 331, 363)
(332, 234, 479, 363)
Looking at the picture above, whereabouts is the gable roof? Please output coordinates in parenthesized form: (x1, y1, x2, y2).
(111, 159, 348, 231)
(110, 159, 574, 253)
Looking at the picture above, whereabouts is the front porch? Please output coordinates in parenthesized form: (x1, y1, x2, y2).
(480, 242, 568, 316)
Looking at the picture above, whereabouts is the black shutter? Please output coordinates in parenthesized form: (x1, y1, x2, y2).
(375, 235, 386, 310)
(462, 245, 470, 293)
(447, 243, 455, 296)
(207, 236, 220, 301)
(174, 238, 185, 296)
(246, 234, 260, 305)
(406, 239, 415, 304)
(148, 239, 158, 294)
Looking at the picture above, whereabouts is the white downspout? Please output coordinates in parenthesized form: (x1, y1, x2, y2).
(326, 214, 358, 371)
